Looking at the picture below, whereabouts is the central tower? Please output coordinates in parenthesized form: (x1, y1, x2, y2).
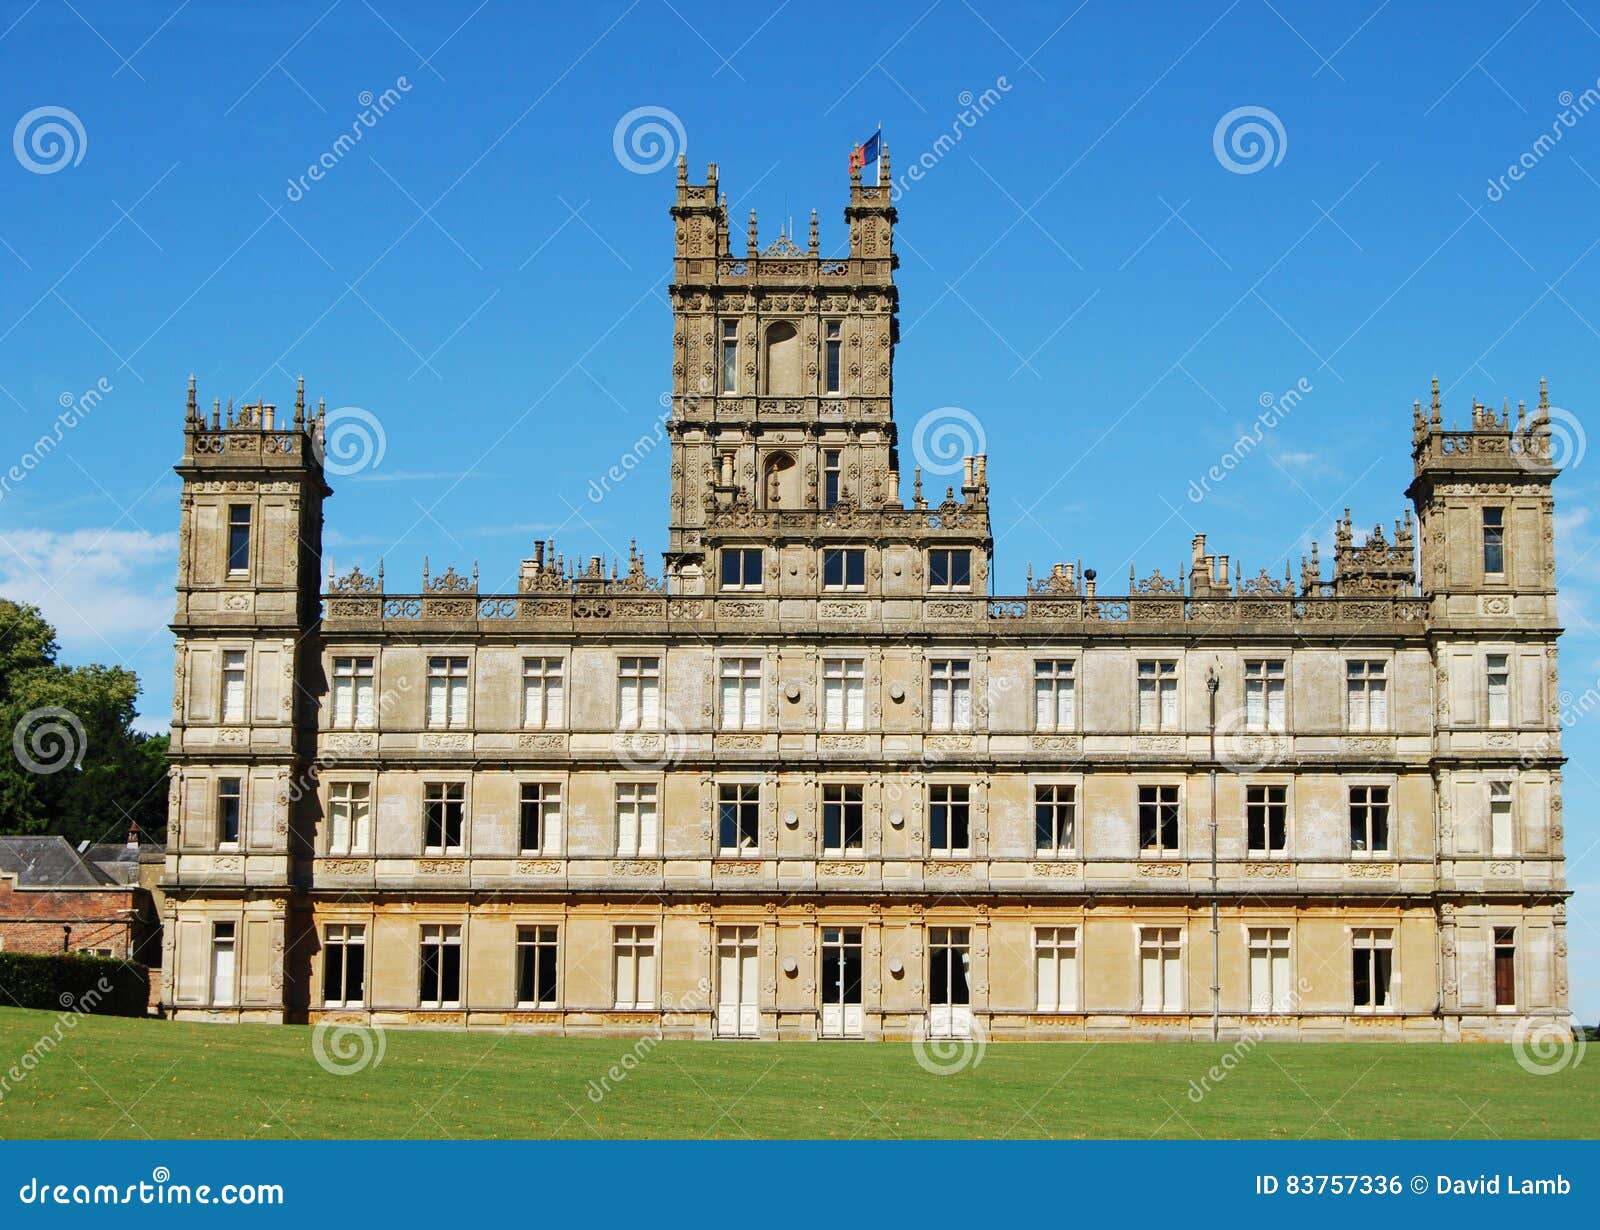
(664, 151, 939, 593)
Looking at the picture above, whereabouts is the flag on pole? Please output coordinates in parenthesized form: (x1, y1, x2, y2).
(849, 130, 882, 182)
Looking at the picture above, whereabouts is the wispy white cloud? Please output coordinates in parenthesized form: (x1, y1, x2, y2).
(0, 528, 176, 667)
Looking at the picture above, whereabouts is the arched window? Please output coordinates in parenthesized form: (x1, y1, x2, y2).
(763, 322, 800, 395)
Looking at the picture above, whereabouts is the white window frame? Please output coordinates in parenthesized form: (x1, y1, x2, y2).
(1348, 782, 1393, 857)
(1243, 659, 1286, 733)
(928, 658, 972, 732)
(1137, 659, 1179, 731)
(1033, 782, 1077, 856)
(615, 781, 659, 856)
(1034, 926, 1079, 1012)
(426, 656, 470, 730)
(1351, 927, 1395, 1013)
(322, 923, 367, 1009)
(720, 547, 765, 592)
(613, 924, 657, 1009)
(821, 546, 866, 591)
(419, 923, 463, 1009)
(331, 655, 375, 729)
(216, 777, 242, 849)
(1033, 659, 1077, 732)
(927, 782, 971, 857)
(1345, 660, 1389, 732)
(1245, 781, 1290, 856)
(719, 657, 763, 731)
(521, 657, 565, 730)
(515, 925, 560, 1009)
(1246, 926, 1293, 1013)
(1137, 926, 1183, 1013)
(328, 780, 371, 855)
(423, 781, 466, 854)
(1489, 780, 1515, 857)
(821, 658, 866, 732)
(617, 656, 662, 731)
(1138, 782, 1182, 856)
(221, 649, 248, 724)
(928, 548, 972, 592)
(717, 781, 761, 856)
(821, 782, 866, 856)
(519, 781, 561, 855)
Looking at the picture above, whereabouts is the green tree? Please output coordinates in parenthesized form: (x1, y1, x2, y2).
(0, 598, 169, 847)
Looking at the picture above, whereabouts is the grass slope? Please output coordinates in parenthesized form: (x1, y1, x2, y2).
(0, 1008, 1594, 1139)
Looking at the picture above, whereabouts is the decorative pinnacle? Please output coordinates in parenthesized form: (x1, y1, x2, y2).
(747, 208, 758, 257)
(1430, 375, 1441, 423)
(1539, 376, 1549, 414)
(294, 375, 305, 427)
(808, 208, 818, 255)
(675, 153, 687, 186)
(186, 374, 197, 419)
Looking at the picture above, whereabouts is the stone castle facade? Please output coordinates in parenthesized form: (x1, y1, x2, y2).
(160, 151, 1571, 1040)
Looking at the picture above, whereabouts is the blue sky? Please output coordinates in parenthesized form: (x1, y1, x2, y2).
(1, 0, 1597, 1021)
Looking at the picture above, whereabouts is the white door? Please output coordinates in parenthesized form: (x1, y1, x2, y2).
(716, 927, 760, 1037)
(927, 929, 971, 1038)
(821, 928, 863, 1038)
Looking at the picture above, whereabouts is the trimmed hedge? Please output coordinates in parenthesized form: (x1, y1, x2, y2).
(0, 952, 149, 1017)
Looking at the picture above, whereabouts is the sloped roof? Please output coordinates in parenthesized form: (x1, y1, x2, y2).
(0, 835, 113, 888)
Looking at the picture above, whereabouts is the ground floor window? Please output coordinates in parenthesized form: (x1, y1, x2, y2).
(1247, 927, 1291, 1012)
(1034, 926, 1078, 1011)
(1351, 928, 1394, 1011)
(1138, 927, 1182, 1013)
(210, 921, 236, 1006)
(516, 925, 558, 1007)
(323, 923, 366, 1007)
(419, 924, 462, 1008)
(613, 925, 657, 1009)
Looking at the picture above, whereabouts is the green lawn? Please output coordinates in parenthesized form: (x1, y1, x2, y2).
(0, 1008, 1594, 1139)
